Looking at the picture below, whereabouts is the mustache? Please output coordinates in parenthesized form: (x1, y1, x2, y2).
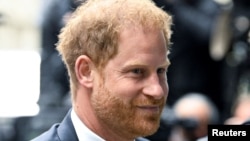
(134, 97, 166, 107)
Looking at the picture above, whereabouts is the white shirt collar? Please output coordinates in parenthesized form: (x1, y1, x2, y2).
(71, 109, 105, 141)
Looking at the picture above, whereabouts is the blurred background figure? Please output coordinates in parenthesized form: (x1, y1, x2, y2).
(39, 0, 81, 109)
(154, 0, 224, 117)
(11, 0, 83, 141)
(153, 0, 250, 125)
(215, 0, 250, 121)
(224, 93, 250, 125)
(167, 92, 219, 141)
(146, 92, 219, 141)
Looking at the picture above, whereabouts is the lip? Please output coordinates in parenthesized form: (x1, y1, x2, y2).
(137, 106, 160, 113)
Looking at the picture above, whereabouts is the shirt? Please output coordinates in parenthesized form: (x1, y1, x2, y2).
(71, 110, 105, 141)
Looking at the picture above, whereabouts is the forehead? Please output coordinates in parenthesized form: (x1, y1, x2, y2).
(112, 27, 169, 66)
(118, 26, 167, 52)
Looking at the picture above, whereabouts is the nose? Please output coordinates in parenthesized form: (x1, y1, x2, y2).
(142, 74, 168, 99)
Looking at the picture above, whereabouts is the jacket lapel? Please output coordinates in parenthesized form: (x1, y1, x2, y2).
(57, 109, 79, 141)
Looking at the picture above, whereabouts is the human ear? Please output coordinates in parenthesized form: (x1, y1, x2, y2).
(75, 55, 94, 88)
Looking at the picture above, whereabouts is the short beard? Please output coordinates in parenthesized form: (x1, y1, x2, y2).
(91, 78, 165, 139)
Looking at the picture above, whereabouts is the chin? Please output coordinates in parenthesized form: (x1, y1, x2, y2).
(135, 116, 161, 136)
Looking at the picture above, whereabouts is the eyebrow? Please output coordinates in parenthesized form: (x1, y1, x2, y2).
(123, 59, 170, 69)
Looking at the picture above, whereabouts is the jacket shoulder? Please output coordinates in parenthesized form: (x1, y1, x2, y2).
(31, 124, 60, 141)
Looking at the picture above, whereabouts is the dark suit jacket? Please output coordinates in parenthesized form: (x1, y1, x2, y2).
(31, 109, 150, 141)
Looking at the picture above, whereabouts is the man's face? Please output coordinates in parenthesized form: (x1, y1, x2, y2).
(92, 27, 170, 138)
